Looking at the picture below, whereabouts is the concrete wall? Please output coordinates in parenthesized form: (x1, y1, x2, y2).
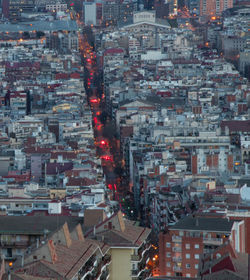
(110, 247, 133, 280)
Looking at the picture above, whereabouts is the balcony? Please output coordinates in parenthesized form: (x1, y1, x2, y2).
(131, 255, 151, 278)
(173, 266, 182, 272)
(203, 237, 223, 245)
(132, 268, 151, 279)
(172, 257, 182, 262)
(131, 254, 140, 261)
(0, 240, 30, 248)
(131, 243, 151, 262)
(172, 236, 182, 243)
(78, 259, 94, 279)
(132, 269, 139, 277)
(172, 247, 182, 252)
(92, 262, 103, 279)
(100, 269, 110, 280)
(103, 255, 111, 265)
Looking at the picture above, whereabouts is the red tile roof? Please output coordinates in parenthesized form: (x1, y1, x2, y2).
(221, 120, 250, 133)
(46, 163, 73, 175)
(104, 48, 124, 56)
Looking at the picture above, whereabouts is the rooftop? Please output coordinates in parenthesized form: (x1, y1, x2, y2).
(0, 20, 78, 33)
(170, 216, 234, 232)
(0, 216, 81, 235)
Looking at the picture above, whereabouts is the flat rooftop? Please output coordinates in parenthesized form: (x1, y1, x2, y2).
(170, 216, 234, 232)
(0, 20, 78, 33)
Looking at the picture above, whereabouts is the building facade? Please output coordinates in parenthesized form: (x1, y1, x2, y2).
(200, 0, 233, 17)
(159, 216, 235, 278)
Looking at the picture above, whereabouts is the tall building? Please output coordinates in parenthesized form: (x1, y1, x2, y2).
(158, 216, 241, 278)
(102, 0, 137, 26)
(186, 0, 200, 16)
(4, 0, 35, 21)
(103, 1, 119, 25)
(82, 0, 103, 26)
(200, 0, 233, 17)
(2, 0, 9, 18)
(118, 0, 137, 24)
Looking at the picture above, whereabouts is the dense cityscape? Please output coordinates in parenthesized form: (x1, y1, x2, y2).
(0, 0, 249, 279)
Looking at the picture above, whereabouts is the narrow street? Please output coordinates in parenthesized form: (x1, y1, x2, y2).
(79, 27, 130, 208)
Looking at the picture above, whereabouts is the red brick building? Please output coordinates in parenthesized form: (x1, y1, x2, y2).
(200, 0, 233, 17)
(159, 216, 235, 278)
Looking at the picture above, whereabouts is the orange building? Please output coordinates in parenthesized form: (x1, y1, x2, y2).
(158, 216, 240, 278)
(200, 0, 233, 16)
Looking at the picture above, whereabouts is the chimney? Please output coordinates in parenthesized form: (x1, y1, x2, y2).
(108, 222, 112, 230)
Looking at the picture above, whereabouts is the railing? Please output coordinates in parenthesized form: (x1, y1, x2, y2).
(172, 235, 182, 242)
(172, 257, 182, 262)
(131, 254, 140, 261)
(100, 269, 110, 280)
(131, 259, 151, 278)
(203, 237, 223, 245)
(172, 247, 182, 252)
(131, 243, 151, 262)
(173, 266, 182, 272)
(78, 260, 94, 279)
(0, 240, 29, 247)
(132, 269, 139, 276)
(103, 255, 111, 265)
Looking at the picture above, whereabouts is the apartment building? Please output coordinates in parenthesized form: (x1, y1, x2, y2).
(85, 210, 152, 280)
(200, 0, 233, 17)
(0, 215, 81, 261)
(6, 222, 112, 280)
(159, 216, 235, 278)
(2, 0, 35, 21)
(45, 2, 67, 12)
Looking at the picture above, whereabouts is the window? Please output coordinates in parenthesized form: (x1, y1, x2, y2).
(166, 242, 171, 248)
(186, 274, 191, 278)
(16, 249, 22, 255)
(186, 263, 190, 269)
(166, 262, 171, 267)
(195, 254, 199, 259)
(186, 254, 190, 259)
(179, 231, 184, 236)
(166, 252, 171, 258)
(195, 244, 199, 249)
(195, 264, 199, 269)
(185, 243, 190, 249)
